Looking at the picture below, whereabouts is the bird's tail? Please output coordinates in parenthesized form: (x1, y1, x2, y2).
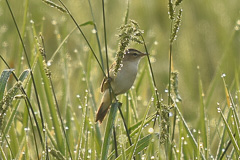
(95, 102, 110, 123)
(95, 90, 112, 123)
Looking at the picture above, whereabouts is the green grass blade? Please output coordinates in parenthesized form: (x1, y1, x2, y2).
(219, 109, 240, 155)
(101, 102, 120, 160)
(174, 102, 206, 160)
(113, 133, 157, 160)
(37, 55, 64, 153)
(0, 146, 7, 160)
(0, 69, 14, 100)
(197, 69, 208, 157)
(48, 21, 94, 63)
(128, 103, 151, 160)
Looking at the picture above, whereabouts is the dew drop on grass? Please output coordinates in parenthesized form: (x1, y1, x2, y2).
(30, 20, 34, 24)
(47, 61, 51, 66)
(217, 107, 221, 113)
(150, 57, 156, 63)
(235, 26, 240, 31)
(169, 112, 173, 117)
(165, 89, 169, 93)
(154, 41, 158, 45)
(65, 126, 69, 130)
(148, 127, 154, 133)
(92, 29, 97, 34)
(151, 156, 155, 159)
(51, 20, 57, 25)
(76, 95, 80, 98)
(74, 49, 78, 53)
(221, 73, 226, 78)
(193, 129, 196, 133)
(137, 96, 142, 101)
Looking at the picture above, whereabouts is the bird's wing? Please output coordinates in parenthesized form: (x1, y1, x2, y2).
(100, 62, 116, 93)
(100, 77, 109, 93)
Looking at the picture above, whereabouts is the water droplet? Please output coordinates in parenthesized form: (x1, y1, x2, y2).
(51, 20, 57, 25)
(154, 41, 158, 45)
(235, 26, 240, 31)
(74, 49, 78, 53)
(88, 149, 92, 153)
(221, 73, 226, 78)
(47, 61, 52, 66)
(148, 127, 154, 133)
(76, 95, 80, 98)
(92, 29, 97, 34)
(165, 89, 169, 93)
(30, 20, 34, 24)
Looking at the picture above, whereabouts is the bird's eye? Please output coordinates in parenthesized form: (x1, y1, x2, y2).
(133, 53, 138, 56)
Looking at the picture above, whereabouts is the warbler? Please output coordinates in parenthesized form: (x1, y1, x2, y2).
(95, 48, 147, 123)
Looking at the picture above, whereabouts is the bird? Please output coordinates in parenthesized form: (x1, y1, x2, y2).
(95, 48, 147, 123)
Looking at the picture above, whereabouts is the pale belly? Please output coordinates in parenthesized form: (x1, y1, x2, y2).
(111, 63, 138, 95)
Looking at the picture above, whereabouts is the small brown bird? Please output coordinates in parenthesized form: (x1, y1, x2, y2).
(95, 48, 147, 123)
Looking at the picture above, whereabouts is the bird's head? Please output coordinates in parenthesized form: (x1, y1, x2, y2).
(123, 48, 147, 62)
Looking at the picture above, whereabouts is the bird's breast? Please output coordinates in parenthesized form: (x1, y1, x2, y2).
(112, 62, 138, 95)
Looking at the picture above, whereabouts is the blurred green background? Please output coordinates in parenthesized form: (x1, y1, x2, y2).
(0, 0, 239, 128)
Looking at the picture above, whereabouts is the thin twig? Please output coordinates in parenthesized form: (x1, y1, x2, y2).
(113, 125, 118, 158)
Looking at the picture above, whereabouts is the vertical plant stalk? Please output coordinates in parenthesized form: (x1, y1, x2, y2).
(57, 0, 106, 77)
(101, 102, 120, 160)
(39, 36, 73, 159)
(141, 35, 161, 128)
(113, 126, 118, 158)
(5, 0, 45, 148)
(167, 4, 183, 160)
(87, 0, 105, 70)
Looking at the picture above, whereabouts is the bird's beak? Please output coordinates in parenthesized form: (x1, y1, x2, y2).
(141, 52, 148, 57)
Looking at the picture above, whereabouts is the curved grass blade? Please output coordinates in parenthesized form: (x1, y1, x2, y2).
(0, 69, 14, 101)
(42, 0, 67, 13)
(101, 102, 121, 160)
(48, 21, 94, 64)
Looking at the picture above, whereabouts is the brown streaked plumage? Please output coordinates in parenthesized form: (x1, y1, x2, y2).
(95, 49, 147, 123)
